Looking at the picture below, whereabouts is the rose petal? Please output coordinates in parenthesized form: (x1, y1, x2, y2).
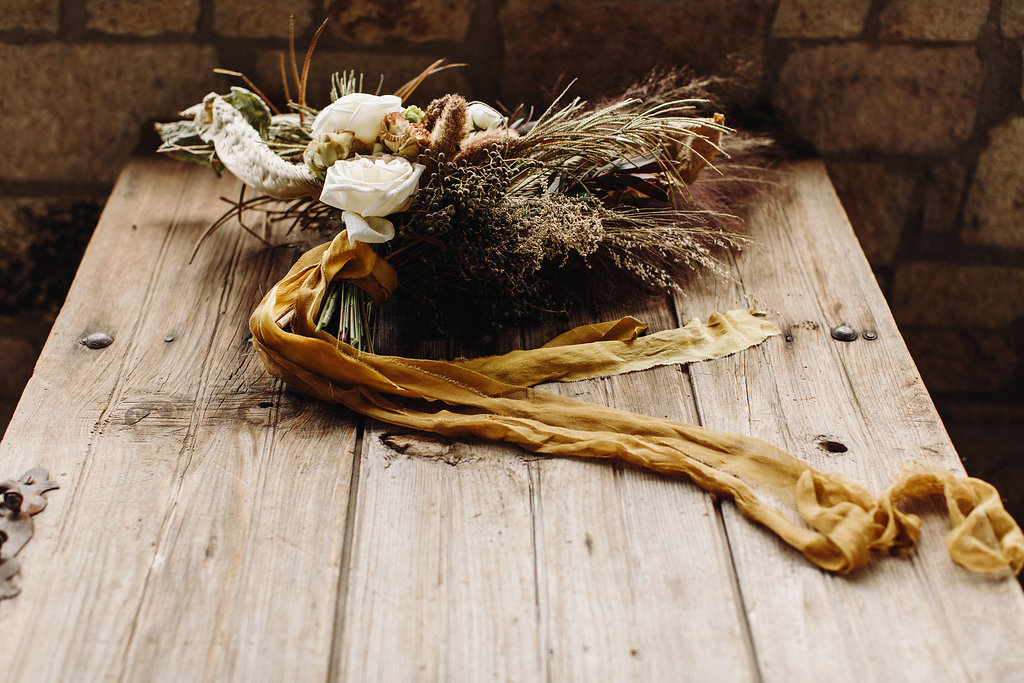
(320, 155, 425, 217)
(343, 211, 396, 243)
(311, 93, 403, 143)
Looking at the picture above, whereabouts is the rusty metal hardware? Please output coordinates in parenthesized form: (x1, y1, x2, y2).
(4, 489, 23, 513)
(0, 467, 59, 600)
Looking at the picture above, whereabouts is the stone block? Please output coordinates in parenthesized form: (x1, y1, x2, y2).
(879, 0, 989, 41)
(86, 0, 200, 35)
(963, 116, 1024, 249)
(0, 0, 58, 32)
(0, 327, 41, 437)
(499, 0, 765, 105)
(324, 0, 472, 43)
(0, 313, 53, 437)
(771, 0, 870, 38)
(826, 161, 913, 266)
(1003, 0, 1024, 37)
(923, 158, 967, 234)
(0, 200, 40, 281)
(903, 327, 1019, 394)
(0, 198, 102, 317)
(214, 0, 312, 38)
(0, 43, 218, 185)
(945, 417, 1024, 524)
(253, 49, 473, 110)
(774, 45, 981, 155)
(890, 263, 1024, 329)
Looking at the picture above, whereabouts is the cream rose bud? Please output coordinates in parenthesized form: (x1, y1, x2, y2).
(311, 93, 403, 145)
(320, 154, 425, 243)
(466, 101, 506, 131)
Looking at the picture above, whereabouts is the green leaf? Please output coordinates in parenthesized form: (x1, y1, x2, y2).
(225, 87, 273, 139)
(154, 121, 224, 173)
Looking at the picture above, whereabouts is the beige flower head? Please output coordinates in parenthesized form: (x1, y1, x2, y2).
(304, 130, 357, 181)
(378, 112, 431, 160)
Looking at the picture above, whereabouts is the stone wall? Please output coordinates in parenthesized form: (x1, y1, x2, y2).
(2, 1, 1022, 514)
(767, 0, 1024, 519)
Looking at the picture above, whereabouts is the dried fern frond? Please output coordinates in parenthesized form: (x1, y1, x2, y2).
(507, 94, 730, 195)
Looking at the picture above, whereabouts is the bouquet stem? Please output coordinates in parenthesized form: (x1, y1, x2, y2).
(316, 279, 373, 352)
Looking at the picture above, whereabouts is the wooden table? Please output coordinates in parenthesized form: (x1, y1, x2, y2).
(2, 156, 1023, 682)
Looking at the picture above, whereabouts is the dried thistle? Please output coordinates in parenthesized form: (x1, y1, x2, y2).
(425, 94, 468, 162)
(453, 128, 520, 165)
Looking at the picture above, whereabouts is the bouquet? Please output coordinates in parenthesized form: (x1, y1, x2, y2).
(155, 40, 1024, 576)
(157, 55, 750, 347)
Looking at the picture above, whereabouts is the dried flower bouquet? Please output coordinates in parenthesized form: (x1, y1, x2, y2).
(157, 54, 745, 346)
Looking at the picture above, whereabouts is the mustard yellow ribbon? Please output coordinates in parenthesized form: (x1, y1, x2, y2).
(249, 231, 1024, 575)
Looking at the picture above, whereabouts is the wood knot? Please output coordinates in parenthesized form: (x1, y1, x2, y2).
(380, 433, 471, 466)
(815, 436, 849, 454)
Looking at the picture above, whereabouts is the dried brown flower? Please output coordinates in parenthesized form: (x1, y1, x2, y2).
(379, 112, 430, 159)
(453, 128, 521, 165)
(424, 94, 467, 161)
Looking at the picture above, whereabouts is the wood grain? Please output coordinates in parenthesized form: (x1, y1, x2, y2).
(331, 321, 545, 681)
(681, 161, 1024, 682)
(520, 298, 757, 682)
(1, 157, 1021, 682)
(0, 158, 360, 682)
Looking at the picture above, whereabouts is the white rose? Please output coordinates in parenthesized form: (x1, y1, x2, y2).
(466, 101, 506, 131)
(320, 154, 425, 243)
(311, 93, 403, 145)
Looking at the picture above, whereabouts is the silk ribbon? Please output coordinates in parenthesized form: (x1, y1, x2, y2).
(249, 231, 1024, 575)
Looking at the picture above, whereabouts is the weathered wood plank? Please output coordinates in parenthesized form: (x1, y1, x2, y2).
(334, 426, 544, 682)
(4, 156, 1022, 683)
(0, 158, 236, 680)
(113, 243, 358, 681)
(522, 298, 758, 682)
(333, 327, 545, 681)
(0, 158, 360, 682)
(336, 295, 758, 681)
(680, 161, 1024, 682)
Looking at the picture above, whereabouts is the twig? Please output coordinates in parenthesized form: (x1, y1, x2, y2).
(213, 68, 281, 115)
(279, 54, 292, 108)
(299, 18, 329, 109)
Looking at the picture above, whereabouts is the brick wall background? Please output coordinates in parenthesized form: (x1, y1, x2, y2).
(2, 0, 1022, 516)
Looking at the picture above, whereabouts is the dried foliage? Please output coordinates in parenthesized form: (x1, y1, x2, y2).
(156, 54, 774, 338)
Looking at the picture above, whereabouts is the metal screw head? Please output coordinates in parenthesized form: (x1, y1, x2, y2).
(80, 332, 114, 349)
(863, 331, 877, 341)
(3, 490, 22, 514)
(830, 325, 858, 342)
